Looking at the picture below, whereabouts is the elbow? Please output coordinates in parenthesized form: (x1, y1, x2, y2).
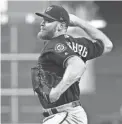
(108, 42, 113, 51)
(97, 33, 113, 53)
(104, 41, 113, 53)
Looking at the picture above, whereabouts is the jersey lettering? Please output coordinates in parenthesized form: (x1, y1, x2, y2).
(72, 42, 78, 52)
(82, 47, 88, 57)
(66, 41, 88, 57)
(66, 41, 72, 49)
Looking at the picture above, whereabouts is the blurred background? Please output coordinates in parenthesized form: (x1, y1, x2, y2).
(1, 1, 122, 124)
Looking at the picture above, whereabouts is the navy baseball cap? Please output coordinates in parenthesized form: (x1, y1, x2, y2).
(35, 5, 69, 27)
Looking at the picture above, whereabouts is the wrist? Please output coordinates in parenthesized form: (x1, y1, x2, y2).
(76, 18, 87, 29)
(52, 87, 61, 96)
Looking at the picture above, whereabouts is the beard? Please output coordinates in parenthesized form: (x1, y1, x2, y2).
(37, 27, 56, 40)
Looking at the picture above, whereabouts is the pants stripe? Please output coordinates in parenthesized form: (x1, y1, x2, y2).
(65, 119, 71, 124)
(43, 115, 55, 123)
(59, 112, 68, 124)
(70, 118, 79, 124)
(72, 116, 83, 123)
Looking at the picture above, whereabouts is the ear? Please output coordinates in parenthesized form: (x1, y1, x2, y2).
(58, 23, 66, 31)
(56, 23, 62, 31)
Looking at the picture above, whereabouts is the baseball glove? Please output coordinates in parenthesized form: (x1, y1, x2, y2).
(31, 66, 62, 106)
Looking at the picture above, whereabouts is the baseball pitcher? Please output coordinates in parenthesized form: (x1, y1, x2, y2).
(31, 5, 113, 124)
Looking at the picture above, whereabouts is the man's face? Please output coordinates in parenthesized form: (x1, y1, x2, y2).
(37, 18, 58, 40)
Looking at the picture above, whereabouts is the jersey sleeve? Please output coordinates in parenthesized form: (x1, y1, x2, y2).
(76, 37, 104, 60)
(50, 42, 78, 68)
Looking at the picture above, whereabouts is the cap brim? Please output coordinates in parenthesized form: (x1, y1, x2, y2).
(35, 12, 57, 21)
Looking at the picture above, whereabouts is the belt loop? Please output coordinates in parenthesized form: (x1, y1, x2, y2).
(48, 109, 53, 115)
(72, 101, 76, 107)
(72, 100, 81, 107)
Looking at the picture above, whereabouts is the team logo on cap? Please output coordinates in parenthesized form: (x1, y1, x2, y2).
(45, 7, 53, 12)
(55, 43, 67, 53)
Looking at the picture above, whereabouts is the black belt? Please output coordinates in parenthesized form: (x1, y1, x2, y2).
(43, 101, 81, 117)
